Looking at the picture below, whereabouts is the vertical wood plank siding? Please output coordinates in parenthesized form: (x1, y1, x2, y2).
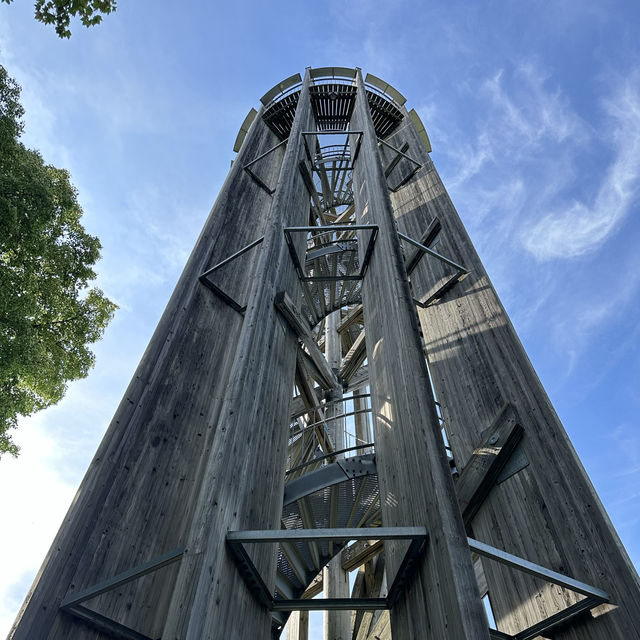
(351, 69, 490, 640)
(383, 109, 640, 639)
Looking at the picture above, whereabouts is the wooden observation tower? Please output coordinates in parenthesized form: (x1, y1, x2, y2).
(11, 67, 640, 640)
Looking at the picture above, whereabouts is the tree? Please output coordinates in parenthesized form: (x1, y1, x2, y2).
(1, 0, 116, 38)
(0, 65, 116, 456)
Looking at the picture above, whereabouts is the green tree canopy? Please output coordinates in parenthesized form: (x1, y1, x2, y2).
(1, 0, 116, 38)
(0, 65, 116, 456)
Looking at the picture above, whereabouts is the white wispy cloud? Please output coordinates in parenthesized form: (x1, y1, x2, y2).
(524, 72, 640, 260)
(445, 131, 494, 190)
(482, 64, 587, 150)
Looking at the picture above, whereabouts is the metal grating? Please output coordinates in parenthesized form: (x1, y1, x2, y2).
(263, 90, 301, 139)
(277, 472, 381, 602)
(366, 90, 403, 138)
(310, 84, 357, 131)
(262, 84, 404, 141)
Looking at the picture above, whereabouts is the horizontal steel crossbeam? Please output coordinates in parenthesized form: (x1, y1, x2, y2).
(284, 224, 378, 282)
(227, 527, 427, 611)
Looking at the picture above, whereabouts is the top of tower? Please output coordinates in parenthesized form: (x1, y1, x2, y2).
(233, 67, 431, 153)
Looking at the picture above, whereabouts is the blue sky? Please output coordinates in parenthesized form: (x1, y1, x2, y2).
(1, 1, 639, 637)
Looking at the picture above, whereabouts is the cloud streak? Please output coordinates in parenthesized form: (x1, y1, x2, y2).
(524, 73, 640, 259)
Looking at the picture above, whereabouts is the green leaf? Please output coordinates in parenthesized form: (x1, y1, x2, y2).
(0, 64, 117, 457)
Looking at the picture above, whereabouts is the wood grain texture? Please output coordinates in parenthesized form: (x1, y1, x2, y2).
(11, 100, 286, 640)
(161, 70, 316, 640)
(454, 404, 524, 529)
(286, 611, 309, 640)
(384, 107, 640, 639)
(351, 68, 489, 640)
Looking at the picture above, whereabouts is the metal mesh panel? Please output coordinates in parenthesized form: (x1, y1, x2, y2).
(276, 473, 380, 600)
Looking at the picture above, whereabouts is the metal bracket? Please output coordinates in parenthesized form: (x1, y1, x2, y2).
(59, 547, 185, 640)
(301, 131, 364, 170)
(199, 236, 265, 313)
(398, 231, 470, 307)
(468, 537, 609, 640)
(284, 225, 378, 282)
(377, 138, 422, 191)
(284, 455, 377, 504)
(243, 139, 288, 195)
(227, 527, 427, 611)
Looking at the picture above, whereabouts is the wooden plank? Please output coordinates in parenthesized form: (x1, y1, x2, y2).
(339, 328, 366, 382)
(383, 140, 410, 177)
(364, 610, 391, 640)
(341, 539, 383, 572)
(286, 611, 309, 640)
(336, 303, 363, 334)
(355, 556, 387, 640)
(323, 553, 350, 640)
(387, 101, 640, 638)
(350, 68, 489, 640)
(345, 364, 369, 391)
(455, 404, 524, 529)
(161, 69, 317, 639)
(10, 95, 288, 639)
(300, 573, 323, 599)
(276, 290, 339, 390)
(294, 354, 334, 459)
(404, 216, 441, 275)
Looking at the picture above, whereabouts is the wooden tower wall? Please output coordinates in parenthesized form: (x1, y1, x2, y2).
(10, 78, 295, 640)
(350, 69, 490, 639)
(382, 108, 640, 638)
(10, 65, 640, 640)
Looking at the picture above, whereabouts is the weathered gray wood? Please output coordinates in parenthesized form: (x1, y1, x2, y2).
(323, 309, 351, 640)
(342, 539, 383, 572)
(301, 572, 323, 599)
(323, 558, 350, 640)
(276, 290, 339, 390)
(404, 216, 441, 275)
(287, 611, 309, 640)
(338, 328, 366, 382)
(351, 68, 489, 640)
(454, 404, 524, 528)
(385, 106, 640, 639)
(354, 556, 387, 640)
(345, 364, 369, 392)
(11, 98, 287, 640)
(364, 610, 391, 640)
(336, 303, 363, 334)
(160, 70, 316, 640)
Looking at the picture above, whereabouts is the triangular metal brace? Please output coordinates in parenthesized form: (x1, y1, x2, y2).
(398, 231, 470, 307)
(226, 527, 427, 611)
(59, 547, 185, 640)
(243, 139, 288, 195)
(469, 537, 609, 640)
(199, 236, 265, 313)
(377, 138, 422, 191)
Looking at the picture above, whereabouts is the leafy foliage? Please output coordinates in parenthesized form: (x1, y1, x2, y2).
(1, 0, 117, 38)
(0, 65, 116, 456)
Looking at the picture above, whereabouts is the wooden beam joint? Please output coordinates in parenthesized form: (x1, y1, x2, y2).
(455, 404, 524, 529)
(275, 291, 339, 390)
